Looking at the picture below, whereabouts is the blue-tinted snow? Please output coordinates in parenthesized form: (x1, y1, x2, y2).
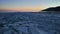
(0, 12, 60, 34)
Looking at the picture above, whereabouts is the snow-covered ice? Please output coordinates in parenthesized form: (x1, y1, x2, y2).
(0, 12, 60, 34)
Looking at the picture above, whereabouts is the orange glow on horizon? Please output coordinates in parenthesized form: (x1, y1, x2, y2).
(0, 6, 45, 12)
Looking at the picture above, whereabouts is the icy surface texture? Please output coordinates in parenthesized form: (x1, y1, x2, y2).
(0, 12, 60, 34)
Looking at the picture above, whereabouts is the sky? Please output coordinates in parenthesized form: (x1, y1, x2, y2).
(0, 0, 60, 12)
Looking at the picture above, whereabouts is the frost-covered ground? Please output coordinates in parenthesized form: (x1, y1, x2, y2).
(0, 12, 60, 34)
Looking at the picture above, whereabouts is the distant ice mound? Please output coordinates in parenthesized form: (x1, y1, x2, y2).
(42, 6, 60, 13)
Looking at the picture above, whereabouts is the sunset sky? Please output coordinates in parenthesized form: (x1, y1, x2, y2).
(0, 0, 60, 12)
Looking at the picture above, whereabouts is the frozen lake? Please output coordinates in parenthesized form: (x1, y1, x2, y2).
(0, 11, 60, 34)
